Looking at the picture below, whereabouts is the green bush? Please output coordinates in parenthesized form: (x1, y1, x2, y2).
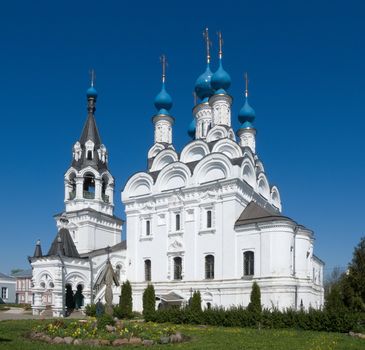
(190, 291, 202, 312)
(247, 282, 262, 314)
(97, 313, 115, 329)
(85, 303, 96, 317)
(143, 284, 156, 320)
(147, 306, 363, 333)
(119, 280, 133, 319)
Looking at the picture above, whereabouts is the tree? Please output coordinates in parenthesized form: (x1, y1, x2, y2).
(342, 236, 365, 311)
(142, 284, 156, 318)
(190, 291, 202, 312)
(119, 280, 133, 318)
(247, 281, 261, 313)
(324, 284, 346, 312)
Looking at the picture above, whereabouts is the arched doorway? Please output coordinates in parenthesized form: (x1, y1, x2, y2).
(74, 284, 84, 310)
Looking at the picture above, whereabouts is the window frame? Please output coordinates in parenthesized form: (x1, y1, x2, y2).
(205, 254, 215, 279)
(243, 251, 254, 277)
(173, 256, 183, 280)
(144, 259, 152, 281)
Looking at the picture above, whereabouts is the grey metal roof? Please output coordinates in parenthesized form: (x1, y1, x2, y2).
(71, 111, 108, 173)
(157, 292, 185, 302)
(47, 228, 80, 258)
(0, 272, 15, 281)
(80, 113, 102, 147)
(235, 201, 294, 227)
(11, 269, 32, 278)
(33, 240, 43, 258)
(80, 240, 126, 258)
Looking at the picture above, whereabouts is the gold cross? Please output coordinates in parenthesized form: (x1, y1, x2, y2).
(203, 27, 211, 63)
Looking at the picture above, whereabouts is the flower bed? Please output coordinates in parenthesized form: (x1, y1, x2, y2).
(31, 318, 187, 346)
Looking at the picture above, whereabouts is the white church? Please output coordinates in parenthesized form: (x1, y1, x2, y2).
(29, 31, 324, 317)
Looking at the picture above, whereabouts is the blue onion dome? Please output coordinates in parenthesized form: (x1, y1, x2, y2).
(239, 98, 256, 127)
(154, 82, 173, 115)
(188, 118, 196, 139)
(86, 86, 98, 98)
(211, 59, 231, 94)
(194, 64, 214, 102)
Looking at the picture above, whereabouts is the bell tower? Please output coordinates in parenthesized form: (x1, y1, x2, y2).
(57, 73, 123, 254)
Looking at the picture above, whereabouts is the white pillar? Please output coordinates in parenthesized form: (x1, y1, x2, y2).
(209, 94, 232, 127)
(31, 290, 45, 315)
(237, 128, 256, 153)
(95, 178, 102, 201)
(193, 102, 213, 139)
(75, 177, 84, 199)
(152, 115, 174, 144)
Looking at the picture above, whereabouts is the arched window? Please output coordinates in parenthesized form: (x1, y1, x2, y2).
(206, 302, 211, 309)
(144, 260, 151, 281)
(205, 255, 214, 279)
(207, 210, 212, 228)
(116, 265, 121, 282)
(174, 257, 182, 280)
(243, 251, 254, 276)
(87, 150, 93, 160)
(146, 220, 151, 236)
(176, 214, 181, 231)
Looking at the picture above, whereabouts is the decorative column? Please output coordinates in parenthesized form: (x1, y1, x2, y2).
(32, 289, 45, 315)
(75, 177, 84, 199)
(94, 178, 102, 201)
(209, 94, 232, 127)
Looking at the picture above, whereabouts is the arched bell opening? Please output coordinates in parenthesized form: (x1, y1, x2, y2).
(83, 173, 95, 199)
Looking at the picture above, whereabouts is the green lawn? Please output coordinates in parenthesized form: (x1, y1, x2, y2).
(0, 320, 364, 350)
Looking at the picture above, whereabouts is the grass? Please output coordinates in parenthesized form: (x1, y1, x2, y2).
(0, 319, 364, 350)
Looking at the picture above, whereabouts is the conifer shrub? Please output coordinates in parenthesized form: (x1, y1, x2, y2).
(190, 291, 202, 312)
(143, 284, 156, 320)
(117, 280, 133, 319)
(85, 303, 96, 316)
(247, 281, 262, 314)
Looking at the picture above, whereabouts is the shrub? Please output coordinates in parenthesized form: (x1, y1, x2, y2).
(85, 303, 96, 317)
(143, 284, 156, 320)
(247, 282, 262, 314)
(190, 291, 202, 312)
(118, 280, 133, 319)
(147, 306, 363, 333)
(97, 313, 115, 329)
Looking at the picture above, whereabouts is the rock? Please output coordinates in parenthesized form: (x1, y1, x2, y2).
(41, 335, 52, 343)
(112, 338, 129, 346)
(83, 339, 100, 346)
(160, 336, 170, 344)
(30, 332, 43, 339)
(53, 336, 65, 344)
(170, 332, 183, 343)
(143, 339, 154, 346)
(73, 339, 83, 345)
(106, 325, 116, 332)
(129, 337, 142, 345)
(99, 339, 111, 346)
(349, 331, 365, 339)
(64, 336, 74, 344)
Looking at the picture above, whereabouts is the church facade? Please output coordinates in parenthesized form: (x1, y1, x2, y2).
(30, 32, 324, 317)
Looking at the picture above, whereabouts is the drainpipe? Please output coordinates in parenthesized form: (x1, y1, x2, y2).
(57, 234, 66, 317)
(293, 225, 299, 310)
(58, 254, 66, 317)
(89, 256, 94, 304)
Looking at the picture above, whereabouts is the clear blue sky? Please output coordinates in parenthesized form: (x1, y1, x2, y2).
(0, 0, 364, 276)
